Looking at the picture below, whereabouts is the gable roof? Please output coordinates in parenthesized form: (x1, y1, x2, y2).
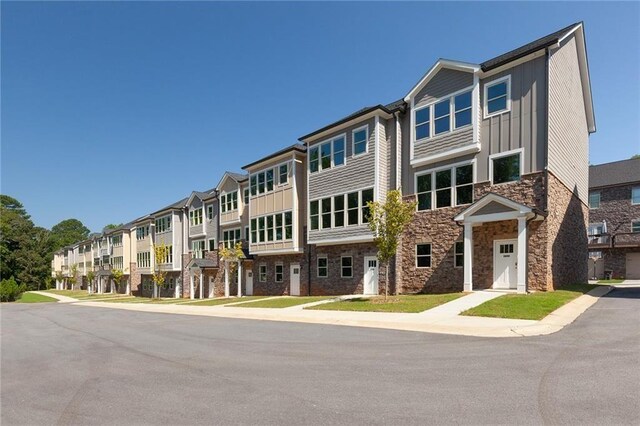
(243, 143, 306, 170)
(216, 171, 249, 192)
(150, 197, 189, 217)
(404, 59, 480, 102)
(589, 158, 640, 189)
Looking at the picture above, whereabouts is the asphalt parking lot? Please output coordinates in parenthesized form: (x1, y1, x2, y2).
(2, 287, 639, 425)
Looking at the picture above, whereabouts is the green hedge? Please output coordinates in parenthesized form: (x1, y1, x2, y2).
(1, 277, 26, 302)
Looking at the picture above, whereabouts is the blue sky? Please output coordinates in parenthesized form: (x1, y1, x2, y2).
(2, 1, 639, 232)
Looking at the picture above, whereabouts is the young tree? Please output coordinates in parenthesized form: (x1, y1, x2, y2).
(86, 270, 96, 294)
(219, 242, 244, 297)
(366, 190, 417, 299)
(68, 264, 78, 290)
(55, 271, 65, 290)
(151, 243, 169, 299)
(110, 268, 127, 294)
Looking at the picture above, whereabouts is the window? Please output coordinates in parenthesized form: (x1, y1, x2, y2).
(244, 188, 249, 205)
(258, 217, 265, 242)
(275, 264, 283, 282)
(435, 170, 452, 208)
(317, 256, 328, 278)
(416, 244, 432, 268)
(222, 229, 241, 248)
(155, 215, 172, 233)
(309, 147, 319, 173)
(266, 215, 274, 241)
(137, 252, 151, 268)
(434, 99, 450, 135)
(284, 212, 293, 240)
(258, 173, 265, 194)
(221, 192, 238, 213)
(334, 195, 344, 227)
(220, 194, 226, 213)
(341, 257, 352, 278)
(455, 164, 473, 205)
(110, 235, 122, 247)
(321, 198, 331, 229)
(275, 214, 283, 240)
(158, 245, 173, 264)
(309, 136, 346, 173)
(259, 265, 267, 282)
(251, 219, 257, 243)
(190, 209, 203, 226)
(415, 106, 430, 140)
(353, 127, 367, 155)
(192, 240, 205, 259)
(266, 169, 274, 192)
(168, 278, 174, 290)
(310, 200, 319, 230)
(207, 204, 214, 220)
(632, 187, 640, 205)
(632, 221, 640, 233)
(417, 174, 432, 211)
(492, 152, 521, 184)
(111, 256, 123, 270)
(333, 137, 345, 166)
(250, 175, 257, 196)
(320, 142, 331, 170)
(208, 239, 216, 252)
(589, 250, 602, 259)
(347, 192, 359, 225)
(454, 241, 464, 268)
(485, 77, 510, 116)
(279, 163, 288, 185)
(588, 192, 600, 209)
(361, 189, 374, 223)
(454, 91, 472, 128)
(245, 226, 250, 242)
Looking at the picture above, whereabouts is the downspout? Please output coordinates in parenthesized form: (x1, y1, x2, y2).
(307, 230, 311, 296)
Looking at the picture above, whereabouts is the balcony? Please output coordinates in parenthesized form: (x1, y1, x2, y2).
(588, 233, 611, 249)
(613, 232, 640, 248)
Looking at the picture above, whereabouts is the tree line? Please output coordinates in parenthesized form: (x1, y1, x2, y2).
(1, 195, 91, 290)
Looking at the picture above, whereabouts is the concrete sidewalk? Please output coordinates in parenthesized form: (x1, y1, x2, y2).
(63, 286, 613, 338)
(31, 291, 78, 303)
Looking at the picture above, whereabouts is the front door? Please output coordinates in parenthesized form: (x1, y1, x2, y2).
(290, 264, 300, 296)
(363, 256, 379, 295)
(245, 270, 253, 296)
(493, 239, 518, 289)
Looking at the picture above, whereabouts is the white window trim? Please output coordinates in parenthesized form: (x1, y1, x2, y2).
(414, 159, 476, 211)
(414, 85, 474, 144)
(488, 148, 524, 186)
(207, 238, 217, 252)
(631, 187, 640, 205)
(317, 255, 328, 278)
(351, 125, 369, 157)
(277, 161, 290, 187)
(308, 186, 374, 230)
(589, 192, 601, 209)
(631, 220, 640, 233)
(275, 263, 284, 282)
(258, 264, 267, 282)
(340, 256, 353, 278)
(415, 243, 432, 268)
(250, 211, 294, 243)
(308, 133, 347, 174)
(483, 75, 511, 119)
(454, 241, 464, 268)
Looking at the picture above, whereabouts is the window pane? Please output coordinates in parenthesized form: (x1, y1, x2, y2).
(456, 186, 473, 205)
(417, 193, 431, 211)
(417, 174, 432, 192)
(415, 107, 429, 124)
(436, 170, 451, 189)
(434, 99, 449, 118)
(416, 123, 430, 140)
(322, 198, 331, 229)
(333, 137, 345, 166)
(279, 164, 288, 184)
(493, 154, 520, 184)
(456, 165, 473, 185)
(417, 244, 431, 256)
(348, 192, 358, 209)
(321, 143, 331, 169)
(436, 189, 451, 208)
(417, 257, 431, 267)
(488, 97, 507, 114)
(266, 169, 274, 191)
(455, 109, 472, 128)
(632, 187, 640, 204)
(487, 82, 507, 100)
(455, 91, 472, 111)
(361, 189, 374, 223)
(310, 148, 319, 173)
(348, 209, 359, 225)
(275, 214, 283, 240)
(434, 117, 449, 134)
(310, 200, 319, 215)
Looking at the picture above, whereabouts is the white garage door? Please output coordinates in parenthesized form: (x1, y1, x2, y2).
(626, 253, 640, 279)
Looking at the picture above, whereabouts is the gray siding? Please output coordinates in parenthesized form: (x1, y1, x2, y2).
(309, 225, 372, 242)
(204, 200, 218, 241)
(308, 117, 376, 200)
(188, 198, 204, 237)
(413, 127, 474, 159)
(548, 34, 589, 204)
(472, 201, 517, 216)
(407, 153, 477, 194)
(415, 69, 474, 108)
(477, 55, 547, 182)
(378, 118, 388, 202)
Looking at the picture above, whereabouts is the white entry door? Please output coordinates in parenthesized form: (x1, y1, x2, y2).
(363, 256, 379, 295)
(290, 263, 300, 296)
(245, 270, 253, 296)
(493, 239, 518, 289)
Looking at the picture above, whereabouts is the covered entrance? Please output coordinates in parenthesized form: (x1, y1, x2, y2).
(186, 258, 218, 299)
(454, 193, 542, 294)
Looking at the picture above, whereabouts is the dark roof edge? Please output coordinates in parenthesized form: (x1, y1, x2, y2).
(242, 144, 306, 170)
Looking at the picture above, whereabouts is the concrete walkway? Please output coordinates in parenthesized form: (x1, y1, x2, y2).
(30, 291, 77, 303)
(50, 285, 612, 338)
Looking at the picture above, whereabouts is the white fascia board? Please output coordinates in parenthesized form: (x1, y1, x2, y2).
(302, 109, 393, 145)
(454, 193, 533, 221)
(404, 59, 480, 102)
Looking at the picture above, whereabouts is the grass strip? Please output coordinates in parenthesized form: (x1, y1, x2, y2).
(307, 293, 464, 313)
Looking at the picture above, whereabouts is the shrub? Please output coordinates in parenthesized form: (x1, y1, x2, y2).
(0, 277, 27, 302)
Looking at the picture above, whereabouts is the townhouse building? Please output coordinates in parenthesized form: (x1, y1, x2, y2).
(587, 158, 640, 279)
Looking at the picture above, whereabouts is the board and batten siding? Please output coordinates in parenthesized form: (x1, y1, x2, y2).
(377, 117, 389, 202)
(188, 198, 204, 237)
(204, 200, 218, 239)
(477, 55, 547, 182)
(308, 117, 376, 201)
(548, 34, 589, 205)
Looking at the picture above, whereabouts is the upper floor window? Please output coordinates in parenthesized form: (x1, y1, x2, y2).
(414, 90, 473, 141)
(110, 235, 122, 247)
(220, 191, 238, 213)
(136, 225, 149, 240)
(589, 192, 601, 209)
(631, 221, 640, 233)
(222, 229, 241, 248)
(244, 188, 249, 205)
(279, 164, 288, 185)
(155, 216, 172, 233)
(353, 127, 368, 156)
(189, 209, 203, 226)
(309, 188, 374, 230)
(192, 240, 205, 259)
(208, 239, 216, 252)
(416, 163, 473, 211)
(207, 204, 214, 220)
(484, 76, 511, 117)
(434, 99, 450, 135)
(251, 168, 283, 196)
(491, 150, 521, 185)
(632, 187, 640, 205)
(249, 211, 293, 243)
(415, 106, 430, 140)
(157, 245, 173, 264)
(309, 136, 345, 173)
(454, 91, 472, 128)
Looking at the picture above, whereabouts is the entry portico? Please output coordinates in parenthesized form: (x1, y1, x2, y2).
(186, 258, 218, 299)
(454, 193, 541, 294)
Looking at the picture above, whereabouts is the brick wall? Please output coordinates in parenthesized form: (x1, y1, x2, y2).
(249, 254, 307, 296)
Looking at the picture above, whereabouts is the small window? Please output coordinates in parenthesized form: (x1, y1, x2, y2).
(454, 91, 472, 128)
(207, 204, 214, 220)
(353, 128, 367, 155)
(632, 187, 640, 205)
(317, 256, 328, 278)
(320, 142, 332, 170)
(258, 217, 265, 243)
(632, 221, 640, 233)
(492, 153, 520, 184)
(341, 257, 352, 278)
(168, 278, 175, 290)
(485, 78, 510, 116)
(250, 219, 257, 243)
(266, 216, 274, 242)
(417, 174, 432, 211)
(454, 241, 464, 268)
(275, 214, 283, 241)
(415, 106, 430, 140)
(333, 137, 345, 166)
(589, 250, 602, 259)
(309, 147, 319, 173)
(321, 198, 332, 229)
(259, 265, 267, 282)
(245, 226, 250, 242)
(266, 169, 274, 192)
(434, 99, 450, 135)
(589, 192, 600, 209)
(244, 188, 249, 205)
(208, 239, 216, 252)
(347, 192, 359, 225)
(258, 173, 265, 194)
(279, 164, 288, 185)
(416, 244, 432, 267)
(275, 264, 283, 282)
(284, 212, 293, 240)
(361, 189, 374, 223)
(455, 164, 473, 205)
(334, 195, 344, 228)
(435, 170, 452, 208)
(310, 200, 319, 230)
(250, 175, 257, 196)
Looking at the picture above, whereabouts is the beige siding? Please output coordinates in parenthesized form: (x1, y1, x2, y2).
(219, 178, 242, 225)
(548, 34, 589, 204)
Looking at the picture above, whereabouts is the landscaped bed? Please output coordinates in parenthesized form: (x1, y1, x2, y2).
(306, 293, 465, 313)
(231, 296, 334, 309)
(461, 283, 597, 320)
(16, 292, 58, 303)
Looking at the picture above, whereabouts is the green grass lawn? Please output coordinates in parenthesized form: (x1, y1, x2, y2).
(596, 279, 624, 284)
(461, 283, 597, 320)
(232, 296, 335, 309)
(44, 290, 136, 301)
(16, 292, 58, 303)
(184, 296, 270, 307)
(44, 289, 87, 299)
(306, 293, 465, 313)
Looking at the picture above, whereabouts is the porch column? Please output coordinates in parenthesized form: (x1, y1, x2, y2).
(224, 262, 230, 298)
(126, 279, 131, 296)
(199, 271, 203, 300)
(208, 276, 214, 298)
(517, 217, 527, 294)
(190, 271, 195, 300)
(175, 278, 180, 299)
(463, 223, 473, 292)
(237, 261, 242, 298)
